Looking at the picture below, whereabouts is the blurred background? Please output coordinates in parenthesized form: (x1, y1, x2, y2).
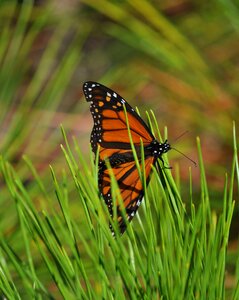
(0, 0, 238, 292)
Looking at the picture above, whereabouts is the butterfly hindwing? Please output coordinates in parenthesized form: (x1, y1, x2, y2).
(99, 156, 155, 234)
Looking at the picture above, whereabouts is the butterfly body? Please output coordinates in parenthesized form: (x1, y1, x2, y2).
(83, 81, 171, 235)
(102, 140, 170, 167)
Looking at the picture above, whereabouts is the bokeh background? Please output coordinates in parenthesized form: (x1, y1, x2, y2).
(0, 0, 238, 294)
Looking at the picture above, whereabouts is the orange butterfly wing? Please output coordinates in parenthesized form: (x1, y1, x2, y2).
(99, 156, 155, 234)
(83, 81, 154, 162)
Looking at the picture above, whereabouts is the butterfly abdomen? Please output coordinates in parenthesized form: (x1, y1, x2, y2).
(99, 152, 136, 172)
(109, 152, 135, 166)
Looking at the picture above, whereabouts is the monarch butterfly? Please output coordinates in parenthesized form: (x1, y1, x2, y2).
(83, 81, 171, 235)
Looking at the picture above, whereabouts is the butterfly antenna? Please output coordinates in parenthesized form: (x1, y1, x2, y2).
(173, 130, 189, 143)
(171, 147, 197, 167)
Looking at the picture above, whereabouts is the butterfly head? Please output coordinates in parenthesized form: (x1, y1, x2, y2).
(162, 139, 171, 153)
(147, 139, 171, 158)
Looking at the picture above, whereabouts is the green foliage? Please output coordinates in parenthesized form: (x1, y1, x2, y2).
(0, 124, 238, 299)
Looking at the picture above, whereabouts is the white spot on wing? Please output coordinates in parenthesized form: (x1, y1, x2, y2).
(136, 199, 141, 206)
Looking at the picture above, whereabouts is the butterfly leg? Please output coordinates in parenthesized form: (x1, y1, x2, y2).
(159, 157, 172, 169)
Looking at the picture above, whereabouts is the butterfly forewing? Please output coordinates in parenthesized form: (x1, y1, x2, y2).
(83, 81, 154, 161)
